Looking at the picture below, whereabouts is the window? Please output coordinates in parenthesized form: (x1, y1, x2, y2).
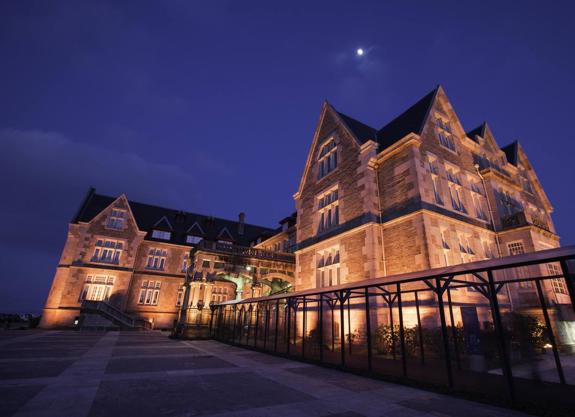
(152, 230, 171, 240)
(438, 132, 456, 152)
(499, 189, 522, 218)
(182, 254, 189, 273)
(317, 139, 338, 180)
(507, 241, 524, 256)
(106, 209, 126, 230)
(317, 188, 339, 234)
(547, 264, 567, 295)
(176, 287, 184, 307)
(448, 184, 466, 213)
(214, 262, 224, 269)
(146, 248, 167, 270)
(428, 157, 443, 205)
(440, 230, 451, 266)
(186, 235, 202, 244)
(520, 168, 534, 194)
(92, 239, 123, 264)
(202, 260, 211, 268)
(79, 275, 114, 302)
(316, 248, 340, 288)
(138, 281, 161, 305)
(472, 194, 487, 221)
(483, 241, 495, 259)
(431, 176, 443, 205)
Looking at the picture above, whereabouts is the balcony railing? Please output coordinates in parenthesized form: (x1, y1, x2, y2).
(501, 211, 551, 233)
(197, 241, 295, 263)
(207, 245, 575, 415)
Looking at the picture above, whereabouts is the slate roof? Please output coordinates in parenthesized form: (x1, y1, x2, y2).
(333, 86, 438, 152)
(465, 122, 487, 143)
(337, 111, 377, 144)
(74, 189, 275, 247)
(375, 87, 438, 150)
(501, 141, 519, 166)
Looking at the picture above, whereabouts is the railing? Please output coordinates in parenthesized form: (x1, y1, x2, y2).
(502, 211, 552, 233)
(208, 246, 575, 415)
(81, 300, 152, 330)
(198, 241, 295, 263)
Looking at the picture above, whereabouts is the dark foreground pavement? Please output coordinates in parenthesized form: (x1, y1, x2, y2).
(0, 330, 530, 417)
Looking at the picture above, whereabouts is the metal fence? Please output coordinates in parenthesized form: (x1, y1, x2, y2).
(207, 246, 575, 414)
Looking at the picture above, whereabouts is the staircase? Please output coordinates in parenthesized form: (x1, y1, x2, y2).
(80, 300, 152, 330)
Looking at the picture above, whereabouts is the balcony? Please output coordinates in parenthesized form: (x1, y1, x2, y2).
(197, 240, 295, 263)
(501, 211, 551, 232)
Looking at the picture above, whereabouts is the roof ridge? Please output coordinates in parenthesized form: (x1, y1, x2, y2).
(91, 192, 275, 231)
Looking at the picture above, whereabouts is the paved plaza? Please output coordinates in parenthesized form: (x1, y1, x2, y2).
(0, 330, 531, 417)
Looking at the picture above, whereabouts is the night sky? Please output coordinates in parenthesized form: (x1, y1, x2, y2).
(1, 1, 574, 314)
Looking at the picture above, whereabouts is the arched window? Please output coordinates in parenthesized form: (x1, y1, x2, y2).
(317, 139, 337, 179)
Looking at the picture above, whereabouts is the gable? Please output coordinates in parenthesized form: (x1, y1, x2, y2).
(294, 102, 366, 198)
(80, 193, 141, 234)
(217, 227, 234, 241)
(153, 216, 173, 231)
(187, 221, 205, 236)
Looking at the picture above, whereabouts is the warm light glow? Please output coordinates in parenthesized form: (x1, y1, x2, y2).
(246, 266, 252, 271)
(356, 48, 364, 56)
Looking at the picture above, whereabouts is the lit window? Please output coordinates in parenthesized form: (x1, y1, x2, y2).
(186, 235, 202, 244)
(152, 230, 171, 240)
(317, 139, 338, 180)
(79, 275, 114, 302)
(92, 239, 123, 264)
(106, 209, 126, 230)
(146, 248, 167, 270)
(316, 247, 340, 288)
(182, 254, 189, 273)
(548, 264, 567, 295)
(138, 281, 161, 305)
(317, 188, 339, 234)
(176, 287, 184, 307)
(507, 241, 524, 256)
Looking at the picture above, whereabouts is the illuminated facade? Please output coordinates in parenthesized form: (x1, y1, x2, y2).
(294, 85, 563, 313)
(41, 85, 563, 330)
(40, 191, 295, 329)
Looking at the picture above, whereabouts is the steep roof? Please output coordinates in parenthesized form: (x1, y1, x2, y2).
(74, 190, 275, 247)
(466, 122, 487, 143)
(376, 86, 438, 149)
(336, 111, 377, 143)
(501, 141, 519, 166)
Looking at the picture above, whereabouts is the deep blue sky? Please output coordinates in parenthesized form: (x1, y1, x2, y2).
(1, 1, 574, 313)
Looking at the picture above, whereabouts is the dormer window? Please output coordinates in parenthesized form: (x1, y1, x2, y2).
(317, 139, 337, 180)
(106, 209, 126, 230)
(186, 235, 202, 244)
(152, 230, 171, 240)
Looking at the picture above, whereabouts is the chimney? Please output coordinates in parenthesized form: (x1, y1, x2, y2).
(238, 212, 245, 235)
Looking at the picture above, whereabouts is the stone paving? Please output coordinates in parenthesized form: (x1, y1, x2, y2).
(0, 330, 531, 417)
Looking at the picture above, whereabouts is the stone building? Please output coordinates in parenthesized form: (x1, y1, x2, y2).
(40, 190, 295, 330)
(41, 85, 565, 330)
(294, 85, 565, 321)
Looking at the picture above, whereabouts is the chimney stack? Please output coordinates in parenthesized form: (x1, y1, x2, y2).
(238, 212, 245, 235)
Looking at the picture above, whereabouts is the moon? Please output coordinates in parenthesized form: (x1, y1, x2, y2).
(356, 48, 364, 56)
